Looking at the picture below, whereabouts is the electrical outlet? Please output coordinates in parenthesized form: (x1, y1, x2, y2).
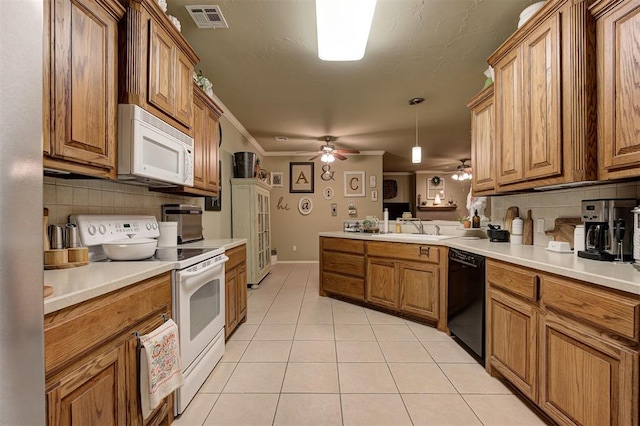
(331, 203, 337, 216)
(536, 219, 545, 233)
(293, 245, 296, 251)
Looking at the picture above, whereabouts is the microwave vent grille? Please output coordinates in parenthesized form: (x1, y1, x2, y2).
(138, 108, 193, 148)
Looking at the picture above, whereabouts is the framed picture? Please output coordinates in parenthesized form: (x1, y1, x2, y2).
(271, 171, 283, 187)
(427, 176, 445, 199)
(289, 162, 314, 193)
(344, 171, 365, 197)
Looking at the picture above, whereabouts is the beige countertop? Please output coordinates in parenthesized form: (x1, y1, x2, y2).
(319, 232, 640, 295)
(44, 238, 247, 315)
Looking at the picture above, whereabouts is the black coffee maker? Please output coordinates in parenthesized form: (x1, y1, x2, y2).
(577, 198, 636, 261)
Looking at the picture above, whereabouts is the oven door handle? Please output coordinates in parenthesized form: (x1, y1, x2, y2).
(179, 255, 229, 279)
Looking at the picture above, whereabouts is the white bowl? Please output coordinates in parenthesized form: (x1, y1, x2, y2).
(518, 1, 546, 28)
(102, 238, 158, 261)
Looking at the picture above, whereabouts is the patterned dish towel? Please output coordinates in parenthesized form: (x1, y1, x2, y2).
(140, 319, 184, 419)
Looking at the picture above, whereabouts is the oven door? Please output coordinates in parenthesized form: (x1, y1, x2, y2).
(174, 255, 227, 368)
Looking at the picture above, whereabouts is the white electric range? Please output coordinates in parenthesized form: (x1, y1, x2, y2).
(70, 215, 228, 415)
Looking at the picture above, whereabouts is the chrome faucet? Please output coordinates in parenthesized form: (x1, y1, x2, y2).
(406, 219, 424, 234)
(434, 225, 440, 236)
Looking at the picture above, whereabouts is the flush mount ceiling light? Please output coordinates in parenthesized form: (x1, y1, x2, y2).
(452, 159, 473, 181)
(409, 97, 424, 164)
(315, 0, 377, 61)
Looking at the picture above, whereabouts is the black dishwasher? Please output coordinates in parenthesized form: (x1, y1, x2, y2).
(447, 248, 485, 364)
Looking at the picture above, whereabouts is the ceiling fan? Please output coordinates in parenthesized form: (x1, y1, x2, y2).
(308, 136, 360, 162)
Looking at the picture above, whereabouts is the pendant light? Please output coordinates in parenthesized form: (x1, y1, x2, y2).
(409, 97, 424, 164)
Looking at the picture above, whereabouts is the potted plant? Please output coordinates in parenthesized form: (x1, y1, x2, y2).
(458, 216, 471, 228)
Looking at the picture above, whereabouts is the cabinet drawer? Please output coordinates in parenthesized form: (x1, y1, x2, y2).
(366, 241, 440, 263)
(542, 275, 640, 342)
(226, 244, 247, 271)
(323, 251, 365, 277)
(322, 271, 365, 301)
(45, 272, 172, 373)
(322, 237, 365, 254)
(487, 259, 539, 302)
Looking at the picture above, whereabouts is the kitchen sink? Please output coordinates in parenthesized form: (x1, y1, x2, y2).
(370, 233, 457, 241)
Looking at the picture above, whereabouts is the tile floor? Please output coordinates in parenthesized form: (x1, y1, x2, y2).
(174, 263, 546, 426)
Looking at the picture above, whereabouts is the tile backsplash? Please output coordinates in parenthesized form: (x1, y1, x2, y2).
(44, 176, 202, 225)
(490, 181, 639, 246)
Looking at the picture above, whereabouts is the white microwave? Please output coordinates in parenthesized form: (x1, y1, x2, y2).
(118, 104, 194, 187)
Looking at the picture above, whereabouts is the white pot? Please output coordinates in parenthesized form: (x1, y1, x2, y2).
(102, 238, 158, 261)
(518, 1, 546, 28)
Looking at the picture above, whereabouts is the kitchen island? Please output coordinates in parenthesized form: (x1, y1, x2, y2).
(320, 231, 640, 425)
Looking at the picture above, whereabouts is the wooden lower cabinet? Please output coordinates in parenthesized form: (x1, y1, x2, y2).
(366, 258, 399, 310)
(320, 237, 366, 301)
(225, 244, 247, 339)
(399, 261, 439, 321)
(540, 312, 638, 426)
(320, 237, 444, 327)
(47, 342, 127, 425)
(45, 272, 173, 425)
(487, 288, 538, 401)
(487, 259, 640, 425)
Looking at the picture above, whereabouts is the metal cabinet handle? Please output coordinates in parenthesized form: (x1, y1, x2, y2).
(419, 246, 430, 257)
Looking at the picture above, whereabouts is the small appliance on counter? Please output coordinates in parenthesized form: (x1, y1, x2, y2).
(577, 198, 636, 261)
(162, 204, 204, 244)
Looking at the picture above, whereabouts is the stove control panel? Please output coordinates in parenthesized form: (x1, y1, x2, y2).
(70, 215, 160, 247)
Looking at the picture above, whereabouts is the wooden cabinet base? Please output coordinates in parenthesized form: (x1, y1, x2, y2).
(225, 244, 247, 340)
(45, 273, 173, 425)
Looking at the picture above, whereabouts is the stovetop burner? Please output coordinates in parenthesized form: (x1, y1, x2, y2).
(153, 247, 217, 262)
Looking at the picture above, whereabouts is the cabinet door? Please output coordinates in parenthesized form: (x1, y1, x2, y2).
(50, 0, 119, 171)
(597, 0, 640, 176)
(148, 21, 175, 117)
(205, 118, 220, 193)
(495, 47, 524, 185)
(470, 87, 496, 193)
(225, 269, 238, 338)
(174, 50, 193, 127)
(540, 313, 638, 426)
(488, 289, 538, 401)
(192, 94, 207, 189)
(47, 343, 127, 426)
(366, 258, 399, 310)
(237, 264, 247, 320)
(399, 261, 439, 321)
(523, 14, 562, 180)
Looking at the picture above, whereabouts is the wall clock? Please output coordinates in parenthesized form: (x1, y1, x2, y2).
(323, 187, 334, 200)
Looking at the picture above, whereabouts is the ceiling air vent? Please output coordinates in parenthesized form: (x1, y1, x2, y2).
(185, 5, 228, 29)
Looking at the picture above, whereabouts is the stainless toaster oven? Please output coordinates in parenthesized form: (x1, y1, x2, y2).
(162, 204, 204, 244)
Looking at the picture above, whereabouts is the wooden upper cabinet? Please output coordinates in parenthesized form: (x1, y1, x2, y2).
(468, 85, 496, 194)
(488, 0, 597, 191)
(495, 48, 524, 186)
(44, 0, 124, 178)
(153, 84, 222, 197)
(522, 14, 562, 180)
(119, 0, 199, 136)
(147, 21, 175, 117)
(591, 0, 640, 179)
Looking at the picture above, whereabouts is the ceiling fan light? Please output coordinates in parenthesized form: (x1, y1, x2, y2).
(462, 172, 470, 180)
(452, 174, 459, 180)
(316, 0, 377, 61)
(321, 153, 335, 163)
(412, 146, 422, 164)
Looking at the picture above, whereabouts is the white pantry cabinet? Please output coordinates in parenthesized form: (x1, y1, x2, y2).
(231, 179, 272, 285)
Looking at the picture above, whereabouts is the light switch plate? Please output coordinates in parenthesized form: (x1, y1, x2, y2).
(536, 219, 545, 233)
(331, 203, 337, 216)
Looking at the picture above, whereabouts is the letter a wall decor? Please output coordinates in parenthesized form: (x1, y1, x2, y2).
(289, 162, 314, 193)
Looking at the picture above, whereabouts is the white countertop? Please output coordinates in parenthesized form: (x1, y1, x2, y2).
(44, 238, 247, 315)
(319, 232, 640, 295)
